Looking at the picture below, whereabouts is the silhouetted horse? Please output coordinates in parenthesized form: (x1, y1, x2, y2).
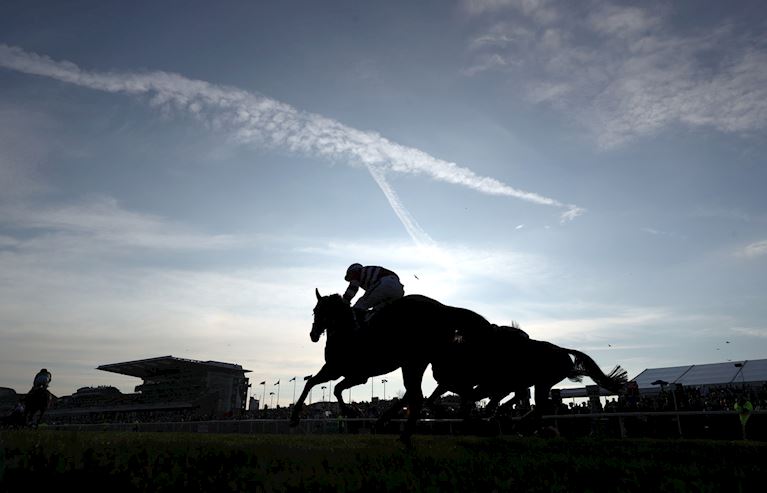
(427, 328, 627, 426)
(24, 386, 53, 427)
(290, 289, 493, 442)
(426, 323, 529, 412)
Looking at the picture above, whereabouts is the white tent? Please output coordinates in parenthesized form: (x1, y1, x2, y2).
(556, 358, 767, 397)
(631, 359, 765, 391)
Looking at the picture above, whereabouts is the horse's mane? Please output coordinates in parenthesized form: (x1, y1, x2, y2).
(326, 293, 345, 304)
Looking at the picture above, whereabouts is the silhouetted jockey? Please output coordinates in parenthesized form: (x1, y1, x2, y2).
(33, 368, 52, 390)
(343, 263, 404, 327)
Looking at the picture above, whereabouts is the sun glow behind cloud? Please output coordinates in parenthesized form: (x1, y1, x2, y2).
(0, 186, 566, 398)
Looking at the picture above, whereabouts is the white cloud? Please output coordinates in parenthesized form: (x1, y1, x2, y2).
(463, 2, 767, 148)
(520, 305, 672, 340)
(0, 44, 582, 222)
(463, 0, 560, 24)
(641, 227, 684, 239)
(0, 105, 54, 200)
(730, 326, 767, 338)
(0, 196, 248, 253)
(463, 53, 514, 76)
(588, 5, 662, 37)
(526, 82, 571, 103)
(739, 240, 767, 258)
(462, 0, 517, 15)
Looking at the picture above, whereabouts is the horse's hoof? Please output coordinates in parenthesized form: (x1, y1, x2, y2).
(535, 426, 560, 438)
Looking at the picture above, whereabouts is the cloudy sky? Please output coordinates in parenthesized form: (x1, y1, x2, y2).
(1, 0, 765, 405)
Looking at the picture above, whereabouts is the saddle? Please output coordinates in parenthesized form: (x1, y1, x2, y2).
(352, 308, 373, 331)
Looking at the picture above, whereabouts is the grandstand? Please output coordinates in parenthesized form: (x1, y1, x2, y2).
(97, 356, 251, 416)
(42, 356, 251, 423)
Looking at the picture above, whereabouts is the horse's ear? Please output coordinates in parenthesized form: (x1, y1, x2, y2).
(315, 288, 321, 300)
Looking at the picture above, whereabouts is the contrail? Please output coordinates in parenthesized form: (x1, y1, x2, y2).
(0, 44, 584, 223)
(366, 165, 434, 247)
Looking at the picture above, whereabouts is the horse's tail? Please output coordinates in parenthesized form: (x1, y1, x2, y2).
(565, 348, 628, 393)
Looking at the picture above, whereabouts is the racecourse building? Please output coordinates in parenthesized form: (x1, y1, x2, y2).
(96, 356, 251, 417)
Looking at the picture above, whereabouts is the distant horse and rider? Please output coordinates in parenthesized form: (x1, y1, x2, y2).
(22, 369, 54, 427)
(1, 369, 55, 428)
(291, 263, 628, 442)
(20, 388, 52, 427)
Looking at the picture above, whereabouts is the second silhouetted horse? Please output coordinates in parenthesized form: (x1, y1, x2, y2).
(427, 324, 627, 425)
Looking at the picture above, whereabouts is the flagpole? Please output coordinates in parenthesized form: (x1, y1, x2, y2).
(261, 381, 266, 410)
(275, 381, 280, 408)
(382, 379, 388, 400)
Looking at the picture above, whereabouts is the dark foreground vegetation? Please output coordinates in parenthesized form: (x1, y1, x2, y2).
(1, 430, 764, 492)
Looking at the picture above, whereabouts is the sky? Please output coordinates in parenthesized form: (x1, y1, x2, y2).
(1, 0, 766, 407)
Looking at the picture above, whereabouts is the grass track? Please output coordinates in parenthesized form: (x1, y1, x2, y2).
(1, 431, 765, 492)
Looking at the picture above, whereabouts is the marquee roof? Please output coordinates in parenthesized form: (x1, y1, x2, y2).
(558, 358, 767, 397)
(97, 356, 250, 379)
(631, 359, 765, 390)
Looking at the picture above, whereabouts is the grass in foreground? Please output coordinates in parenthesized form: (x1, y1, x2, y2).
(1, 431, 764, 492)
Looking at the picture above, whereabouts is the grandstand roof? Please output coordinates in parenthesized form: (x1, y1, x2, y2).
(97, 356, 251, 379)
(631, 359, 767, 390)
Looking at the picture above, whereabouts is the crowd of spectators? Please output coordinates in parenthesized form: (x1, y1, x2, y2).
(545, 384, 767, 415)
(5, 383, 766, 427)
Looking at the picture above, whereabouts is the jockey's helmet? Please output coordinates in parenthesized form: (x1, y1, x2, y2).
(345, 263, 363, 281)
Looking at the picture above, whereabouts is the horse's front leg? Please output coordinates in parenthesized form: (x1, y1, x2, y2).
(289, 365, 338, 426)
(400, 362, 429, 445)
(333, 376, 367, 418)
(377, 392, 406, 427)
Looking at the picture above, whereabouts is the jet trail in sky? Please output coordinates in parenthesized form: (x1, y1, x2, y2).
(0, 44, 584, 223)
(366, 165, 434, 247)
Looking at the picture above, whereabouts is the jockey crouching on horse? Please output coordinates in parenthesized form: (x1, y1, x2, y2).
(33, 368, 52, 390)
(342, 263, 404, 329)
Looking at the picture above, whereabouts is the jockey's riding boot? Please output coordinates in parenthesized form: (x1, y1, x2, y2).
(352, 308, 367, 330)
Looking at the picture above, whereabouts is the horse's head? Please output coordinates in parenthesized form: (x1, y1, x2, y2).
(310, 288, 354, 342)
